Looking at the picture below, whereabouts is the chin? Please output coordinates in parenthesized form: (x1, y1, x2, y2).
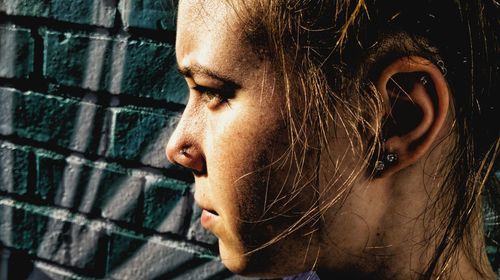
(218, 238, 308, 278)
(218, 239, 253, 275)
(221, 257, 282, 278)
(217, 241, 269, 276)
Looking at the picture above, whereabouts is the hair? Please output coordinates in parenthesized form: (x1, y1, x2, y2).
(224, 0, 499, 278)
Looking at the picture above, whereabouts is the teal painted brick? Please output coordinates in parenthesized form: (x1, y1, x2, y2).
(0, 87, 102, 153)
(143, 176, 191, 234)
(0, 0, 50, 17)
(102, 107, 179, 168)
(35, 213, 107, 276)
(43, 32, 92, 89)
(0, 0, 116, 28)
(0, 199, 36, 251)
(0, 199, 108, 275)
(13, 89, 84, 145)
(0, 25, 34, 79)
(49, 0, 116, 28)
(0, 141, 30, 196)
(119, 0, 177, 31)
(36, 151, 143, 224)
(34, 149, 64, 201)
(107, 229, 215, 279)
(43, 30, 188, 104)
(0, 86, 14, 135)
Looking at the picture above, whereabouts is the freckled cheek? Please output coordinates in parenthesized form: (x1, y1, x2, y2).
(206, 110, 286, 209)
(207, 127, 266, 185)
(208, 109, 280, 159)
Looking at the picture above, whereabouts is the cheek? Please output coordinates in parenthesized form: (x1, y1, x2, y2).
(208, 100, 286, 174)
(211, 108, 316, 226)
(203, 100, 322, 276)
(208, 105, 289, 209)
(209, 107, 285, 202)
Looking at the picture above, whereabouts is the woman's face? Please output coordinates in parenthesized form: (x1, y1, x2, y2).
(167, 0, 321, 276)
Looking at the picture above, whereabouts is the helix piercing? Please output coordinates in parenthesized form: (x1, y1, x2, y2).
(436, 60, 447, 76)
(420, 75, 429, 86)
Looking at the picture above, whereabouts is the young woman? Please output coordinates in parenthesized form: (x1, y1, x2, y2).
(166, 0, 499, 279)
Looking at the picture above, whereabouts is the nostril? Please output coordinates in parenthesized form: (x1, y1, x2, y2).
(181, 145, 207, 175)
(166, 143, 206, 175)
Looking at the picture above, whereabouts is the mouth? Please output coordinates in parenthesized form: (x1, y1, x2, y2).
(205, 208, 219, 216)
(199, 207, 220, 228)
(194, 192, 220, 229)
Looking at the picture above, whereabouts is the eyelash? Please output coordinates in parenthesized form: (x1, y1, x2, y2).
(192, 85, 230, 106)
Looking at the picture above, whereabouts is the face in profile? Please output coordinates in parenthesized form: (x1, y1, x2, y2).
(167, 0, 321, 277)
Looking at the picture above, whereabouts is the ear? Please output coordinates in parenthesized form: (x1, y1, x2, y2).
(375, 56, 450, 177)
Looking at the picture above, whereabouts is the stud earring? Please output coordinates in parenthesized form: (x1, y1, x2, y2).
(374, 152, 399, 176)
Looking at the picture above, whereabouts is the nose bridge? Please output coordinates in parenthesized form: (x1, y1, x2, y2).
(167, 112, 187, 158)
(167, 101, 194, 157)
(166, 98, 205, 172)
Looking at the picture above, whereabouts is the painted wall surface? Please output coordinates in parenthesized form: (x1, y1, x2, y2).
(0, 1, 498, 279)
(0, 0, 251, 279)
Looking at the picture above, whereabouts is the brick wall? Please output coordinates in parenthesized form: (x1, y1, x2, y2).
(0, 1, 246, 279)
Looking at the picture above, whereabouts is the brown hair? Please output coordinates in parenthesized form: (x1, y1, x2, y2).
(226, 0, 499, 278)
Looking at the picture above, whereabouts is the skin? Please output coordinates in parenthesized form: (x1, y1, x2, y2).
(167, 0, 495, 278)
(168, 0, 320, 277)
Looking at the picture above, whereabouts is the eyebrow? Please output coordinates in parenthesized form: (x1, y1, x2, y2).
(177, 64, 241, 90)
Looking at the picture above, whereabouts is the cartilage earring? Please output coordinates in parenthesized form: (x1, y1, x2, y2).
(420, 76, 429, 86)
(436, 60, 447, 76)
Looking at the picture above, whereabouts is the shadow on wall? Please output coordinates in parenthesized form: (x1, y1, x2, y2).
(0, 243, 51, 280)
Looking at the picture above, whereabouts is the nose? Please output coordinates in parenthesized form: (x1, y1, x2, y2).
(166, 108, 206, 175)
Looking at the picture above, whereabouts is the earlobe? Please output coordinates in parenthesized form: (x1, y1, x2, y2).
(374, 56, 450, 177)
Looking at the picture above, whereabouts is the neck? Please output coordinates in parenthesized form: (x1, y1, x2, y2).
(318, 162, 495, 279)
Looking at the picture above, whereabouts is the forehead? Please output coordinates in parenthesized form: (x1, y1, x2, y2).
(176, 0, 259, 71)
(177, 0, 235, 33)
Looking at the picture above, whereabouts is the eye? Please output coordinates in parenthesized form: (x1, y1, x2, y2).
(192, 85, 232, 108)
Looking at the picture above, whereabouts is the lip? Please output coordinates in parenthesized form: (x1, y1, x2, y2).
(201, 209, 219, 228)
(194, 197, 220, 229)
